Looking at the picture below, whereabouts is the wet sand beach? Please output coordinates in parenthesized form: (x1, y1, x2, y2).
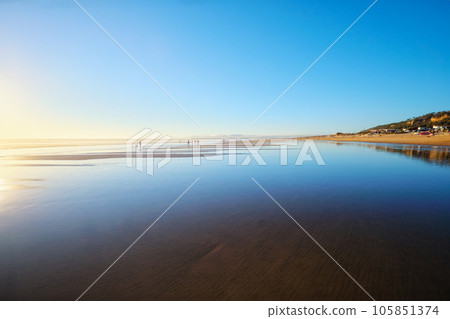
(307, 133, 450, 146)
(0, 141, 449, 301)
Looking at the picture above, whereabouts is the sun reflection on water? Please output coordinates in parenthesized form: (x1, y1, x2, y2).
(0, 179, 4, 201)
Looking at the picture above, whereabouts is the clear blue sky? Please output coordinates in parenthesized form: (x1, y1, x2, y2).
(1, 0, 449, 138)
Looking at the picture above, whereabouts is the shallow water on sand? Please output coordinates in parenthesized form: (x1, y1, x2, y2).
(0, 141, 449, 300)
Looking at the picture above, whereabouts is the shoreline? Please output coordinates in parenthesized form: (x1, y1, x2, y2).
(301, 133, 450, 147)
(1, 134, 449, 152)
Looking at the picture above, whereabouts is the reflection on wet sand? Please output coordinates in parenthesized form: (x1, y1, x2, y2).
(0, 178, 43, 191)
(4, 164, 97, 167)
(335, 142, 450, 166)
(0, 142, 449, 301)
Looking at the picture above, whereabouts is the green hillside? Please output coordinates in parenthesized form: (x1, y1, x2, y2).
(360, 111, 449, 133)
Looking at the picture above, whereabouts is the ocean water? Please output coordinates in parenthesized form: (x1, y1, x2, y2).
(0, 141, 449, 300)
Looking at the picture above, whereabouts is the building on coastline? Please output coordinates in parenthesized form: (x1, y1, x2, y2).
(432, 125, 446, 132)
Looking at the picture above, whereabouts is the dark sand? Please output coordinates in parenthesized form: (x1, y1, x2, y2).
(2, 185, 448, 301)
